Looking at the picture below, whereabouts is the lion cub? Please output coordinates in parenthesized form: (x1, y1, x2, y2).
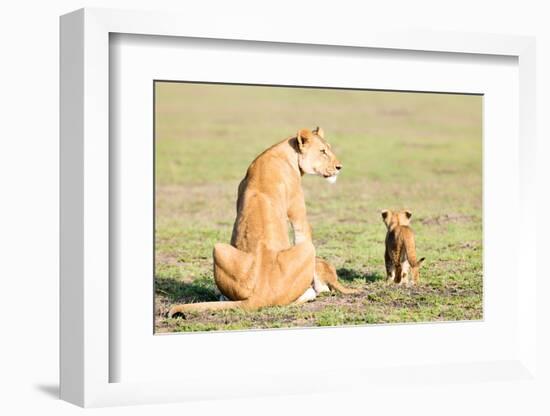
(381, 209, 425, 286)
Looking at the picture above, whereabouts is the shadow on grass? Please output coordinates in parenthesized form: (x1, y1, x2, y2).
(337, 268, 384, 283)
(157, 268, 384, 304)
(155, 275, 218, 303)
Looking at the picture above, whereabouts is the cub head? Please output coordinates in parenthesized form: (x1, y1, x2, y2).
(295, 127, 342, 184)
(381, 209, 413, 230)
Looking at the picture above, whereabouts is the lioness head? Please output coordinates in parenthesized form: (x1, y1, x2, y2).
(295, 127, 342, 184)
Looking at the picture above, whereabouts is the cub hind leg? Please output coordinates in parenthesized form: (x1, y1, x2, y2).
(315, 258, 358, 294)
(385, 249, 396, 284)
(313, 258, 331, 294)
(399, 260, 411, 286)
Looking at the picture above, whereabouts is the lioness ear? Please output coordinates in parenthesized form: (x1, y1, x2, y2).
(313, 126, 325, 139)
(296, 128, 314, 151)
(404, 210, 412, 219)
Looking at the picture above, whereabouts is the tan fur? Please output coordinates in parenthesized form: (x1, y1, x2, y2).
(168, 127, 354, 317)
(315, 258, 359, 295)
(381, 209, 425, 286)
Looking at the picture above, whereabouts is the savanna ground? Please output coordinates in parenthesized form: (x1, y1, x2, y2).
(154, 82, 482, 333)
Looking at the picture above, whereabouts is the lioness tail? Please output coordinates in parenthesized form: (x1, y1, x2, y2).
(167, 300, 248, 318)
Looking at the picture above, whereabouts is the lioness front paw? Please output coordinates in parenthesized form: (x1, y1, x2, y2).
(295, 287, 317, 304)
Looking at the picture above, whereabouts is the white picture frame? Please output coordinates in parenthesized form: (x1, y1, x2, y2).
(60, 7, 538, 408)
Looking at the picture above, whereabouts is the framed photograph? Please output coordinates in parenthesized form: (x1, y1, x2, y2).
(60, 8, 538, 408)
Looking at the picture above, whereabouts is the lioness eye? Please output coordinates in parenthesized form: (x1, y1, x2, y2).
(321, 149, 327, 154)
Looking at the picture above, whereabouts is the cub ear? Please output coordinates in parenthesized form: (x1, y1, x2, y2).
(296, 128, 314, 151)
(313, 126, 325, 139)
(399, 210, 412, 226)
(381, 209, 391, 225)
(418, 257, 426, 266)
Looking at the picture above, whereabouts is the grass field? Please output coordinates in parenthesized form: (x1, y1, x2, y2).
(154, 82, 483, 333)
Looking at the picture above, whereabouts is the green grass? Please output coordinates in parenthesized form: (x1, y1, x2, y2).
(154, 82, 483, 333)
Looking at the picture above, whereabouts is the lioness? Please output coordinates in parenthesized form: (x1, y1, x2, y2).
(168, 127, 355, 317)
(382, 209, 425, 286)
